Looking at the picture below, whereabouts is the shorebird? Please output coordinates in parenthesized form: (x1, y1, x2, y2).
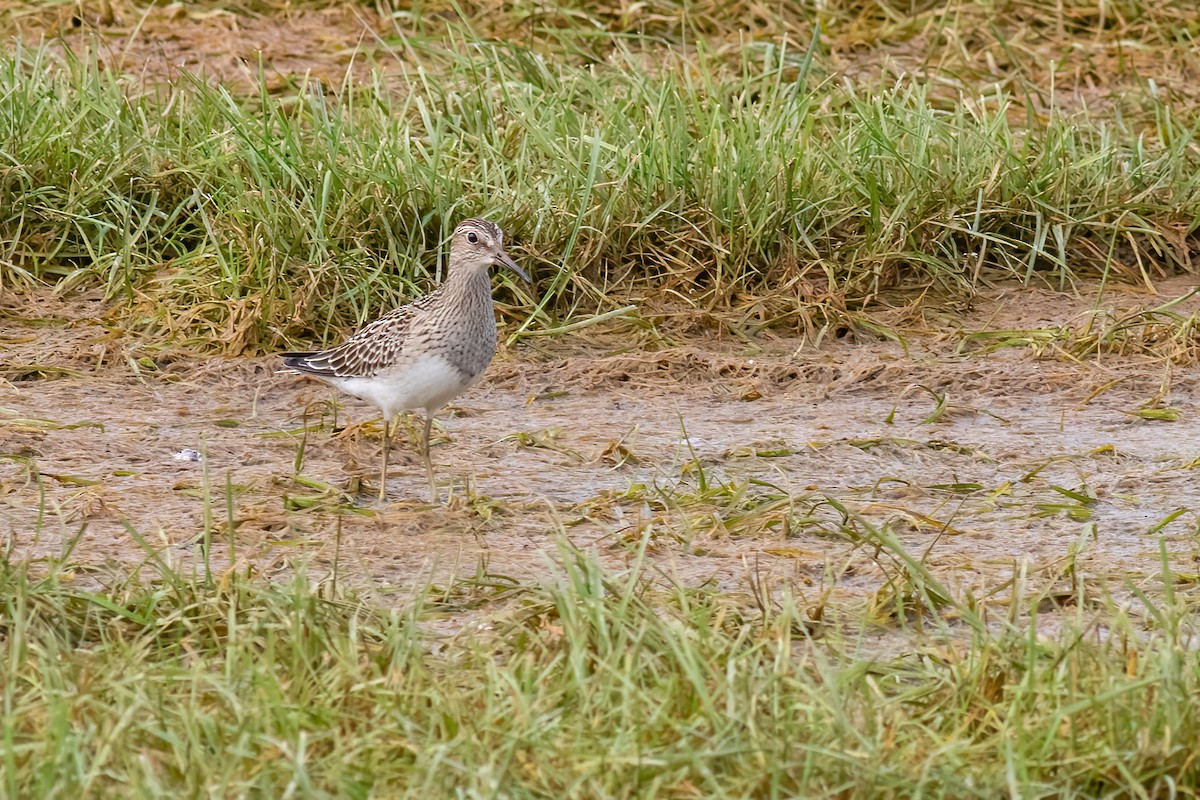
(281, 218, 529, 502)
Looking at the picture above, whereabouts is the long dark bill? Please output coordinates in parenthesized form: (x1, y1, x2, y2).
(496, 251, 530, 282)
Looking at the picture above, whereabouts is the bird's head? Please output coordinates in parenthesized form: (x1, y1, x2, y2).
(448, 218, 529, 282)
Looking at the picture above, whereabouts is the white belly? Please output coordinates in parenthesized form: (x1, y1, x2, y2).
(330, 355, 475, 418)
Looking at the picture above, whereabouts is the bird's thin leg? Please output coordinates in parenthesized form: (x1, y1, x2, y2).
(378, 415, 392, 503)
(423, 412, 436, 503)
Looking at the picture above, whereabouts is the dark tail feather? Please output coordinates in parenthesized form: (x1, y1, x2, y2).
(280, 351, 340, 378)
(280, 351, 318, 370)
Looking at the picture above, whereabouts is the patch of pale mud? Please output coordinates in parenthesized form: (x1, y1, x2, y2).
(2, 0, 401, 91)
(2, 283, 1199, 640)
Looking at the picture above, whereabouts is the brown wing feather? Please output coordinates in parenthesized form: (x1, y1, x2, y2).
(281, 290, 440, 379)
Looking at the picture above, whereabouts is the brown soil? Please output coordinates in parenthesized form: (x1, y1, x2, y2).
(2, 0, 399, 91)
(5, 0, 1197, 117)
(4, 280, 1200, 618)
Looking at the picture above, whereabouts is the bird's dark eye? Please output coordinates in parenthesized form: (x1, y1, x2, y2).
(467, 232, 478, 244)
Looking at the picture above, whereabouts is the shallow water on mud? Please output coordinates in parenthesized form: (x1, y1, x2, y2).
(2, 283, 1200, 627)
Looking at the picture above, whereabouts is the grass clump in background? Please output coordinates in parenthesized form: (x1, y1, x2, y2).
(0, 0, 1198, 352)
(2, 533, 1198, 796)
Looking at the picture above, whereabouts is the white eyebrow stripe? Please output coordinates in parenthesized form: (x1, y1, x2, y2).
(457, 219, 503, 245)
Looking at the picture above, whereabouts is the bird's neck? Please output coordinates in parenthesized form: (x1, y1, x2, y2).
(442, 265, 492, 299)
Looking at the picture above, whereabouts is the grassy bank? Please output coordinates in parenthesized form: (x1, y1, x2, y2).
(1, 4, 1198, 351)
(3, 533, 1198, 797)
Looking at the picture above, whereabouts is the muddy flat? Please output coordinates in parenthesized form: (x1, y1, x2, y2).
(3, 280, 1199, 615)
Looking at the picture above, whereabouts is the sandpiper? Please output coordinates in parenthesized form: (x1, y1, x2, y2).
(281, 218, 529, 502)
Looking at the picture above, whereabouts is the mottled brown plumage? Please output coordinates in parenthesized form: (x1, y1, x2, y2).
(281, 218, 528, 502)
(283, 300, 423, 380)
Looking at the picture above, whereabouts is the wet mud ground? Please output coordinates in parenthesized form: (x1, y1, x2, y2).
(3, 281, 1200, 627)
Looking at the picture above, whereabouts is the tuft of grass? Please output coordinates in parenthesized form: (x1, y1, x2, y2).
(2, 532, 1199, 796)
